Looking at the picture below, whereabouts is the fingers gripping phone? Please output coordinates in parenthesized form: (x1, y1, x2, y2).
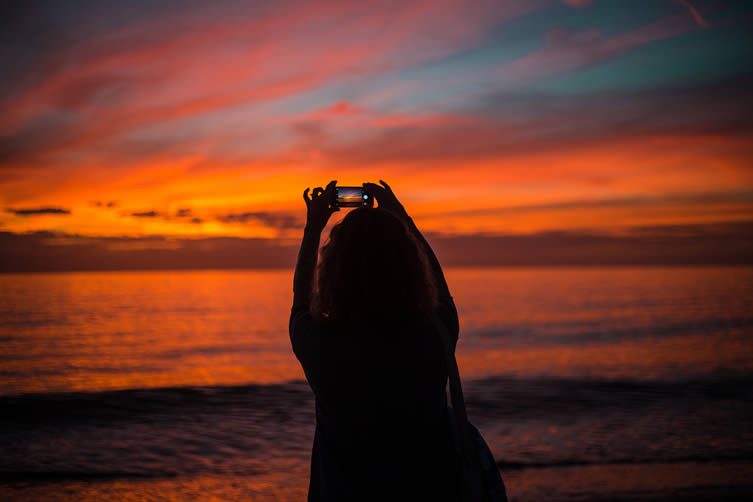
(334, 185, 374, 208)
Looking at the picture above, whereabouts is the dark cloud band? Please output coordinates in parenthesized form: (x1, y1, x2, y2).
(5, 207, 71, 216)
(1, 222, 752, 272)
(216, 211, 300, 230)
(130, 211, 160, 218)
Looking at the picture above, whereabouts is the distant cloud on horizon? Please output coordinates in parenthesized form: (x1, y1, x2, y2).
(130, 210, 160, 218)
(91, 200, 118, 208)
(5, 207, 71, 216)
(1, 221, 752, 273)
(216, 211, 301, 231)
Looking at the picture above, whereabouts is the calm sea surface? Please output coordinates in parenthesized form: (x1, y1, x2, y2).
(1, 267, 752, 500)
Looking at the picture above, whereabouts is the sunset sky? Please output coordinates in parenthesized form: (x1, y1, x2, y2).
(1, 0, 752, 269)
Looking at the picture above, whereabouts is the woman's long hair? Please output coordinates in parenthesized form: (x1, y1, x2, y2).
(313, 207, 438, 324)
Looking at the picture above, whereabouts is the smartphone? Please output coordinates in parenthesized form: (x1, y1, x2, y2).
(335, 186, 374, 208)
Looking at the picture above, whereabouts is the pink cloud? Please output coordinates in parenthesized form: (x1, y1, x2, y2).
(1, 0, 533, 139)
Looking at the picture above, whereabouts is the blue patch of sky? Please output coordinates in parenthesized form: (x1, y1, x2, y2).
(321, 6, 578, 114)
(131, 0, 752, 143)
(357, 27, 541, 113)
(259, 4, 572, 116)
(530, 21, 753, 95)
(288, 1, 686, 115)
(157, 1, 707, 123)
(695, 0, 753, 23)
(556, 0, 678, 33)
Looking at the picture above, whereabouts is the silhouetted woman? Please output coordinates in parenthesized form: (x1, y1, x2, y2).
(290, 179, 460, 501)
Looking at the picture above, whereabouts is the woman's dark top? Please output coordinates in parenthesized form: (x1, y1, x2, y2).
(289, 296, 461, 502)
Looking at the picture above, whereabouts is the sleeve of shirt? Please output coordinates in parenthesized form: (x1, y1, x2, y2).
(437, 295, 459, 349)
(289, 302, 320, 370)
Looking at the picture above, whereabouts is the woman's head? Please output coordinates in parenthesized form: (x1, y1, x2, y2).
(313, 207, 438, 324)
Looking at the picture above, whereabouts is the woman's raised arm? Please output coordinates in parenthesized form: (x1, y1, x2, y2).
(292, 180, 338, 312)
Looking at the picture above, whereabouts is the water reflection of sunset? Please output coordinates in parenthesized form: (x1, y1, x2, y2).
(3, 267, 750, 395)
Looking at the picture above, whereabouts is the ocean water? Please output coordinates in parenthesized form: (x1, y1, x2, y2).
(1, 267, 752, 501)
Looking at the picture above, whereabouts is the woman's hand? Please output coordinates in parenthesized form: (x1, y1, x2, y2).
(303, 180, 339, 232)
(363, 179, 410, 222)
